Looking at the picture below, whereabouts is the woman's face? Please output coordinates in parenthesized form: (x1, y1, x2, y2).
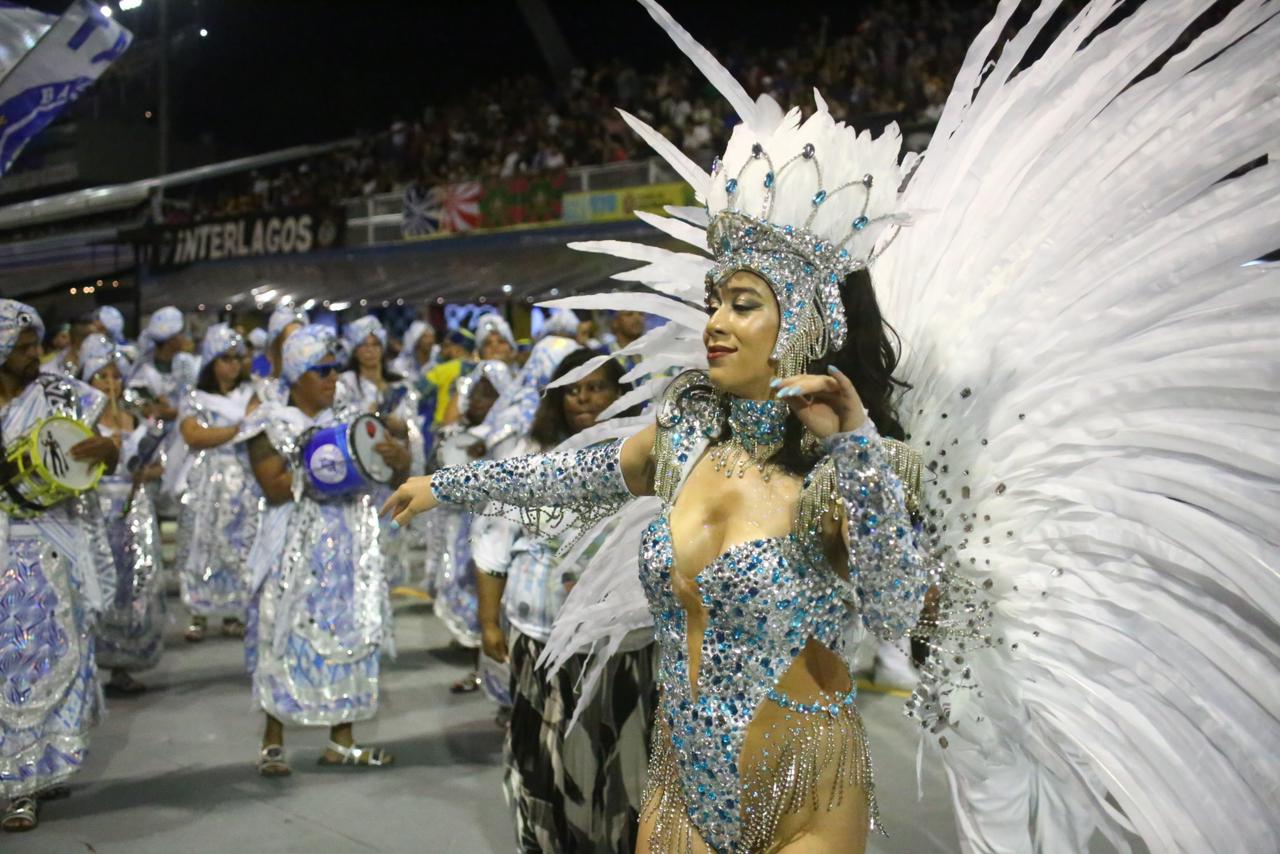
(562, 366, 621, 433)
(703, 270, 779, 400)
(51, 329, 70, 351)
(414, 328, 436, 364)
(479, 331, 513, 362)
(213, 352, 241, 390)
(464, 377, 500, 424)
(354, 334, 383, 371)
(91, 362, 123, 400)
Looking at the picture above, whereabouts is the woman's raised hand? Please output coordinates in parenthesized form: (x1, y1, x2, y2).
(771, 365, 867, 439)
(380, 475, 439, 527)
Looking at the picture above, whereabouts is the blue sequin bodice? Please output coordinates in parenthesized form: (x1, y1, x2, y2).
(639, 514, 848, 850)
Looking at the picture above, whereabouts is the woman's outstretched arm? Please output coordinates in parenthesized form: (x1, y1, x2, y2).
(381, 423, 657, 526)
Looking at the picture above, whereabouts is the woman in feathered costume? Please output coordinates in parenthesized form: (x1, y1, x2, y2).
(387, 1, 1280, 851)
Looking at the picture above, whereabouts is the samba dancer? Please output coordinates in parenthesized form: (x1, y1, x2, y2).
(39, 313, 94, 380)
(81, 334, 166, 696)
(397, 1, 1280, 849)
(173, 324, 259, 642)
(424, 328, 474, 426)
(127, 306, 188, 422)
(252, 305, 309, 408)
(425, 359, 512, 693)
(339, 315, 424, 585)
(0, 301, 119, 833)
(243, 324, 408, 775)
(473, 349, 657, 853)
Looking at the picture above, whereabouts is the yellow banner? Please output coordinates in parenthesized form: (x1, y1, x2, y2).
(561, 182, 695, 223)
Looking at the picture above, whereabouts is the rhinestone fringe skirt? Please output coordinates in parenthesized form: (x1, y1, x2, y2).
(641, 699, 879, 852)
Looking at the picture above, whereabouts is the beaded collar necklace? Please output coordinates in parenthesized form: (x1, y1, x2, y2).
(709, 395, 789, 480)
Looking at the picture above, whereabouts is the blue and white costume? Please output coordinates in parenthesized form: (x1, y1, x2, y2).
(80, 335, 166, 674)
(0, 301, 114, 800)
(173, 325, 259, 619)
(242, 325, 392, 726)
(426, 359, 515, 646)
(338, 315, 425, 587)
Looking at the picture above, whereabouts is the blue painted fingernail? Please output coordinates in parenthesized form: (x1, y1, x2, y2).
(769, 378, 782, 388)
(389, 520, 400, 531)
(777, 386, 798, 398)
(827, 365, 843, 375)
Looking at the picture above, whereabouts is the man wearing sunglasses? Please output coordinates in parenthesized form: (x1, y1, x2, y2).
(239, 324, 408, 776)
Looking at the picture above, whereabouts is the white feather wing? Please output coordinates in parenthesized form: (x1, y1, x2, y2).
(874, 1, 1280, 851)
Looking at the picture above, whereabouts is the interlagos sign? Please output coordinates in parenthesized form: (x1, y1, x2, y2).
(154, 207, 343, 268)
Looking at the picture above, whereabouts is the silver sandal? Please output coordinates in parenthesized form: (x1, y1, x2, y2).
(257, 744, 291, 777)
(2, 796, 37, 832)
(317, 740, 394, 768)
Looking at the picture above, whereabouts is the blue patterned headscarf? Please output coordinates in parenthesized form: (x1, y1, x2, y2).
(540, 308, 579, 339)
(0, 299, 43, 362)
(344, 315, 386, 349)
(141, 306, 185, 349)
(95, 305, 126, 343)
(282, 324, 340, 385)
(199, 323, 245, 367)
(268, 305, 310, 343)
(474, 312, 516, 348)
(79, 332, 131, 381)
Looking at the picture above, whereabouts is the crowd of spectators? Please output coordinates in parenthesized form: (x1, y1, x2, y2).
(168, 0, 994, 222)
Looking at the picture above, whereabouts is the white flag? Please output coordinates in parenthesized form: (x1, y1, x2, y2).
(0, 0, 132, 175)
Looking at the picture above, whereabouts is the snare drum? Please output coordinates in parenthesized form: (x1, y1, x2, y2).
(301, 413, 393, 498)
(0, 415, 104, 518)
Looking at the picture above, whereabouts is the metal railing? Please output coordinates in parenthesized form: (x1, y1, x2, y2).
(342, 156, 682, 247)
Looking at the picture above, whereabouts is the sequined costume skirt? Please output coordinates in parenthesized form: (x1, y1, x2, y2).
(505, 632, 658, 854)
(431, 507, 479, 648)
(178, 450, 260, 617)
(1, 531, 100, 798)
(641, 696, 877, 853)
(244, 501, 386, 727)
(95, 479, 166, 672)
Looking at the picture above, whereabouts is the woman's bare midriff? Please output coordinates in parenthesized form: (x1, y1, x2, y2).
(639, 453, 868, 853)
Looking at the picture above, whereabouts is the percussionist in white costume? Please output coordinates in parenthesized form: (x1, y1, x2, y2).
(0, 301, 119, 833)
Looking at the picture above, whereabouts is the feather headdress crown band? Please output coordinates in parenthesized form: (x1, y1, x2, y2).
(705, 100, 907, 373)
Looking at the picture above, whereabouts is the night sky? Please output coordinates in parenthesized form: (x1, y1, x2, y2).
(26, 0, 872, 157)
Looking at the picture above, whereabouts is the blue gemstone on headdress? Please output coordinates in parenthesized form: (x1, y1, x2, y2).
(829, 272, 838, 282)
(763, 171, 774, 188)
(720, 236, 731, 253)
(802, 143, 815, 159)
(814, 242, 824, 252)
(744, 226, 754, 237)
(811, 190, 826, 206)
(803, 263, 813, 274)
(838, 248, 849, 258)
(751, 143, 763, 158)
(783, 224, 793, 235)
(853, 216, 869, 231)
(725, 178, 738, 194)
(783, 282, 794, 295)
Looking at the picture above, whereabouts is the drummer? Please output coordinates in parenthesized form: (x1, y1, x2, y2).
(0, 300, 119, 833)
(241, 324, 408, 776)
(128, 306, 189, 422)
(339, 315, 425, 586)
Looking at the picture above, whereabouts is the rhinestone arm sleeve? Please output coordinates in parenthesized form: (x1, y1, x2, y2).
(430, 439, 631, 513)
(828, 421, 931, 641)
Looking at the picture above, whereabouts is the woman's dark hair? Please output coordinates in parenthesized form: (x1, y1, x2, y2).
(773, 267, 910, 475)
(196, 352, 245, 394)
(345, 346, 404, 384)
(529, 348, 631, 449)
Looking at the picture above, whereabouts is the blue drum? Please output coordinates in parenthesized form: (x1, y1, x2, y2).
(301, 413, 393, 497)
